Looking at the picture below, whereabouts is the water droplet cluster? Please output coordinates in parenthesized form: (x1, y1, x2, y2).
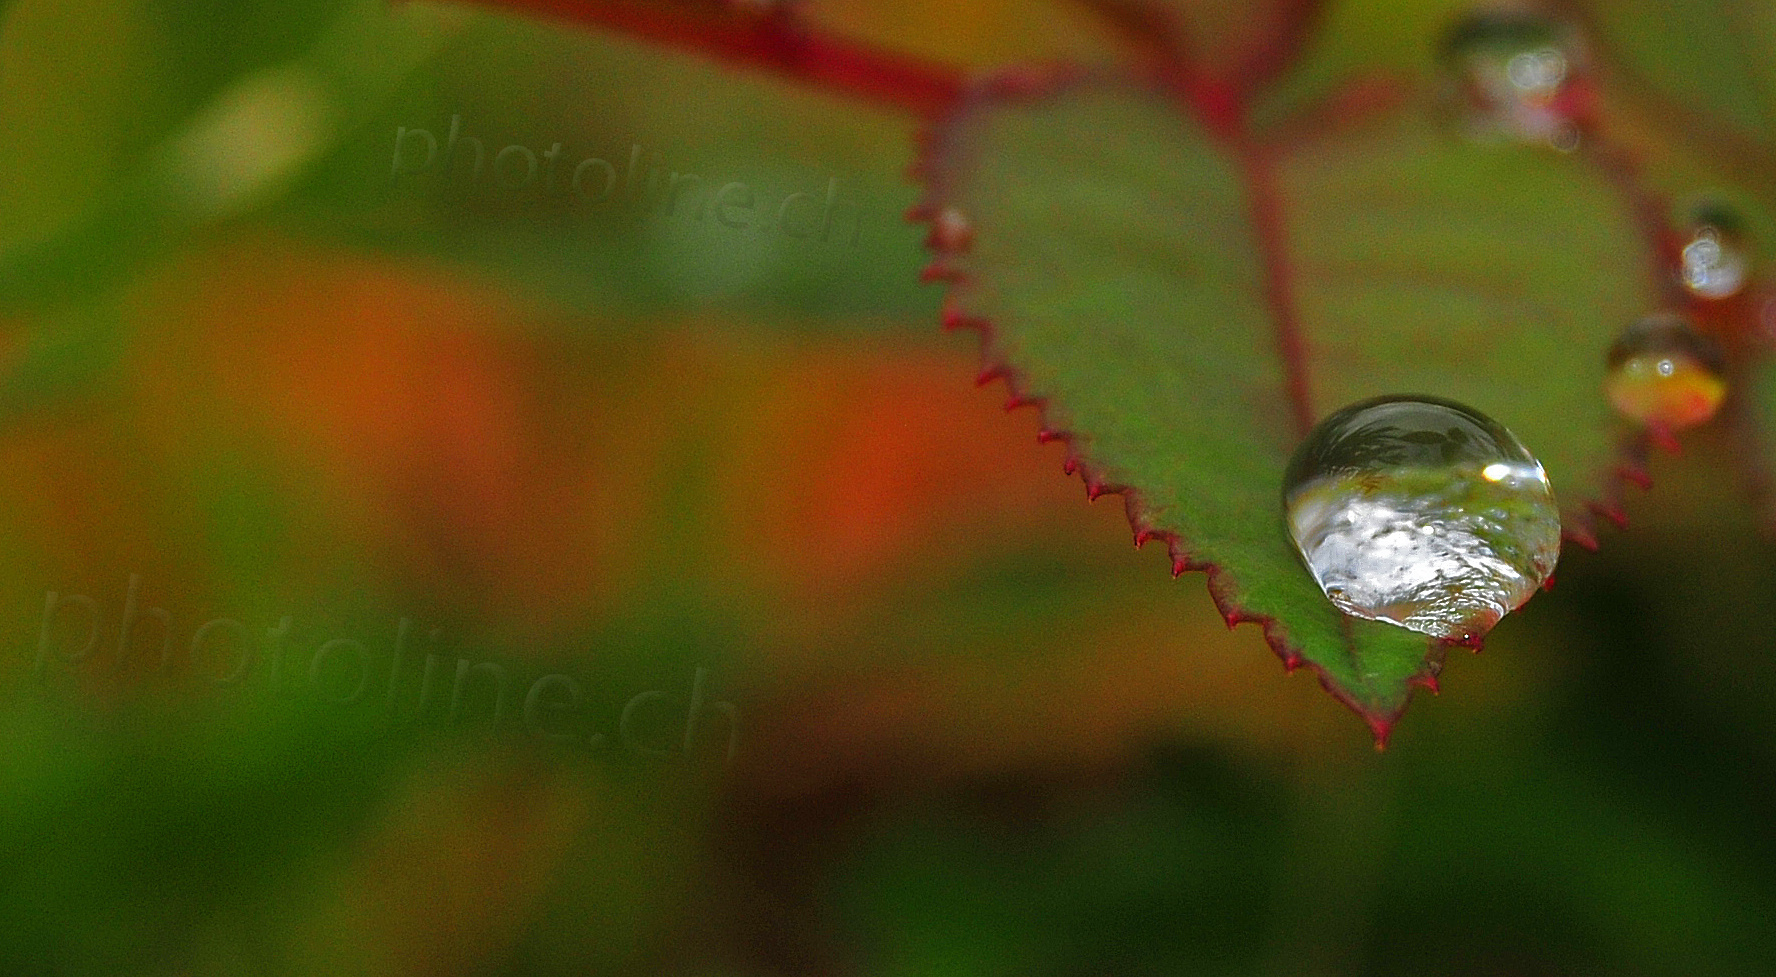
(1283, 396, 1561, 642)
(1602, 200, 1755, 432)
(1279, 10, 1776, 638)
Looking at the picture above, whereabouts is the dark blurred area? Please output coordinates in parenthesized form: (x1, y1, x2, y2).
(3, 0, 1775, 974)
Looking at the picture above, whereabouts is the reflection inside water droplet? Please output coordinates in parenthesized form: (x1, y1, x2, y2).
(1678, 202, 1753, 299)
(1505, 48, 1566, 94)
(1282, 395, 1561, 642)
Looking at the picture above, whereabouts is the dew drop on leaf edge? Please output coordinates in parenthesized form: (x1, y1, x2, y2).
(1282, 395, 1561, 643)
(1679, 200, 1753, 300)
(1439, 7, 1585, 149)
(1606, 312, 1727, 430)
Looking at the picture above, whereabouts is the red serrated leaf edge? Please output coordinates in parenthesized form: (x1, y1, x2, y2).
(452, 0, 1719, 745)
(909, 65, 1684, 747)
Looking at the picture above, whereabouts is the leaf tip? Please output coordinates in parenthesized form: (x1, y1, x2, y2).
(1367, 715, 1394, 750)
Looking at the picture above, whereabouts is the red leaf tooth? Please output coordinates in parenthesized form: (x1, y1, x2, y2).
(1169, 546, 1207, 578)
(1647, 421, 1682, 455)
(942, 298, 982, 329)
(924, 262, 961, 285)
(1282, 652, 1302, 673)
(1410, 672, 1440, 695)
(1565, 524, 1600, 551)
(1080, 476, 1128, 502)
(1587, 500, 1629, 529)
(1035, 427, 1067, 444)
(1136, 523, 1178, 556)
(1616, 465, 1653, 490)
(974, 365, 1006, 387)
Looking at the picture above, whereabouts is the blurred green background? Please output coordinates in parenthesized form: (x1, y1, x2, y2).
(4, 0, 1776, 974)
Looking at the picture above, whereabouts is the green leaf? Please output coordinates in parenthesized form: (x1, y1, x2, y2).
(1570, 0, 1776, 153)
(917, 76, 1658, 737)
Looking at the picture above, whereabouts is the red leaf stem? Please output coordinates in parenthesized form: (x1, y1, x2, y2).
(1233, 0, 1329, 100)
(442, 0, 966, 115)
(1233, 135, 1315, 439)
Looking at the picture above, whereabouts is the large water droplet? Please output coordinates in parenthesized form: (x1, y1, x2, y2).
(1606, 312, 1727, 429)
(1282, 395, 1561, 642)
(1439, 9, 1585, 148)
(1679, 201, 1752, 300)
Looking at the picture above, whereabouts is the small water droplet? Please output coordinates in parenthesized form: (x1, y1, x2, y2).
(929, 206, 975, 252)
(1678, 201, 1752, 300)
(1440, 9, 1586, 148)
(1282, 395, 1561, 641)
(1606, 312, 1727, 429)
